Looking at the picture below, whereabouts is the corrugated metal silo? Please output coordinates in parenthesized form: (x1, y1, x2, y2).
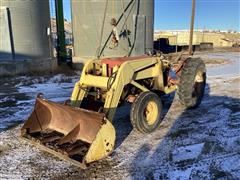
(71, 0, 154, 60)
(0, 0, 51, 60)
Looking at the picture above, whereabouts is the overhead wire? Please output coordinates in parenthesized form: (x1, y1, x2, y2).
(98, 0, 136, 58)
(97, 0, 109, 58)
(128, 0, 140, 56)
(120, 0, 130, 53)
(109, 0, 137, 55)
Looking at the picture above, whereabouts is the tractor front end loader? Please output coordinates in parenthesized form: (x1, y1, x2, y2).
(21, 55, 206, 168)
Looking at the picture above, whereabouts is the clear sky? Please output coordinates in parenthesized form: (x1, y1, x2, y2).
(57, 0, 239, 31)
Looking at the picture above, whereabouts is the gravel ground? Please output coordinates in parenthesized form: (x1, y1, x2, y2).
(0, 52, 239, 179)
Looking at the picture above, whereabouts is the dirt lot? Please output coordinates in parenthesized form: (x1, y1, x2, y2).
(0, 51, 239, 179)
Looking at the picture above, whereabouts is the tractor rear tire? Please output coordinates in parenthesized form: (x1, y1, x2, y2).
(130, 91, 163, 133)
(177, 58, 206, 108)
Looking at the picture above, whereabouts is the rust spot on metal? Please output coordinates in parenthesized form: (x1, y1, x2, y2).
(21, 98, 105, 166)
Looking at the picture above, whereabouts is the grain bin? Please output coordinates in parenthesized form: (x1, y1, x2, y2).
(0, 0, 51, 60)
(71, 0, 154, 60)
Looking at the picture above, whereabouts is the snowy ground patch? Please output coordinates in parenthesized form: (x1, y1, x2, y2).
(172, 143, 204, 162)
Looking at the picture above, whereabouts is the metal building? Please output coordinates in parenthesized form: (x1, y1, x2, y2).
(71, 0, 154, 60)
(0, 0, 51, 60)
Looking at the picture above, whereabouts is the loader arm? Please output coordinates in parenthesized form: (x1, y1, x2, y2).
(70, 56, 169, 121)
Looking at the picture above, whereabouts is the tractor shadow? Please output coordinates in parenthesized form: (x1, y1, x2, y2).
(112, 103, 133, 148)
(50, 82, 240, 179)
(129, 83, 240, 179)
(113, 92, 176, 149)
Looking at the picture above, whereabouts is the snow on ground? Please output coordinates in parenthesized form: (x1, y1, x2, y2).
(0, 52, 239, 179)
(0, 74, 79, 131)
(200, 52, 240, 76)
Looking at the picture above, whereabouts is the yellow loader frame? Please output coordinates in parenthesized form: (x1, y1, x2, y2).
(70, 56, 177, 121)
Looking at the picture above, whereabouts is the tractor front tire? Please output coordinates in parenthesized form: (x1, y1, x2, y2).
(177, 58, 206, 108)
(130, 91, 163, 133)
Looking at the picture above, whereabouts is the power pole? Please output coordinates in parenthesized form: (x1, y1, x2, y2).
(189, 0, 196, 55)
(55, 0, 66, 63)
(176, 31, 178, 53)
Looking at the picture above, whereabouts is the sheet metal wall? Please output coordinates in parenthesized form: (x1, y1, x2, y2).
(72, 0, 154, 59)
(0, 0, 51, 60)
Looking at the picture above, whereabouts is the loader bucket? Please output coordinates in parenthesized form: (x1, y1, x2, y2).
(21, 97, 116, 168)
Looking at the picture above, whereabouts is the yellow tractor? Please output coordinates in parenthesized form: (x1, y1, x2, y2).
(21, 54, 206, 168)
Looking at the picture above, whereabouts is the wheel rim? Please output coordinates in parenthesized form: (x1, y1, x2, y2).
(195, 70, 204, 83)
(143, 101, 158, 125)
(192, 71, 205, 98)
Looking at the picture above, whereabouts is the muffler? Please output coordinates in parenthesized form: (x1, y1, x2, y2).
(21, 96, 116, 168)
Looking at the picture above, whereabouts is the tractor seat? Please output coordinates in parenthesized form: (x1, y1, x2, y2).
(101, 55, 149, 68)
